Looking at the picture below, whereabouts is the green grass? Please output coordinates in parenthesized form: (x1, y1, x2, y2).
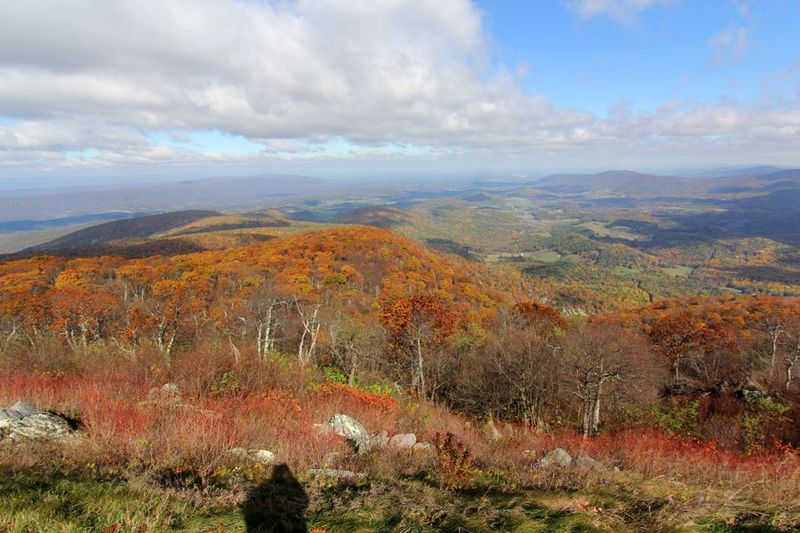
(530, 251, 562, 263)
(578, 222, 640, 241)
(613, 266, 643, 275)
(1, 467, 794, 532)
(0, 470, 210, 532)
(660, 265, 693, 277)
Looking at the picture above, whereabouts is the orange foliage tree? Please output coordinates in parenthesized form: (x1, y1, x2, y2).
(380, 295, 457, 399)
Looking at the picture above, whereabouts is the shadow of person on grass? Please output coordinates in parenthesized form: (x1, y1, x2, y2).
(242, 463, 309, 532)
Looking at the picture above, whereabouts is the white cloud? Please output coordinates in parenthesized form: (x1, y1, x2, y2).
(0, 0, 797, 176)
(708, 26, 751, 64)
(563, 0, 675, 24)
(0, 0, 594, 168)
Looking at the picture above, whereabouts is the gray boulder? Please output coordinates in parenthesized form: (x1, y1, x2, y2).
(161, 383, 181, 396)
(358, 431, 388, 454)
(0, 401, 77, 442)
(7, 401, 44, 417)
(539, 448, 573, 468)
(147, 383, 182, 402)
(329, 414, 368, 443)
(229, 447, 276, 464)
(327, 413, 389, 454)
(6, 413, 73, 441)
(388, 433, 417, 449)
(0, 409, 22, 428)
(250, 449, 276, 463)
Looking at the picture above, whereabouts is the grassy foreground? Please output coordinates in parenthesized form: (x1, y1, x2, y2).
(1, 460, 797, 532)
(1, 371, 799, 531)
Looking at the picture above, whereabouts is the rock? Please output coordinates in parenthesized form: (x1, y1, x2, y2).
(412, 441, 435, 453)
(229, 447, 249, 458)
(328, 414, 369, 445)
(575, 455, 602, 470)
(228, 448, 276, 464)
(358, 430, 388, 454)
(162, 383, 181, 396)
(737, 388, 766, 401)
(327, 414, 389, 454)
(147, 383, 181, 402)
(539, 448, 573, 468)
(1, 400, 77, 443)
(250, 449, 276, 464)
(308, 468, 367, 482)
(0, 409, 22, 428)
(388, 433, 417, 449)
(7, 401, 43, 418)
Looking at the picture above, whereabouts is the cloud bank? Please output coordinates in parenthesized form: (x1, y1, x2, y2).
(0, 0, 798, 177)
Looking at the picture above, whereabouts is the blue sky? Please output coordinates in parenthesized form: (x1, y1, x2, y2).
(479, 1, 800, 114)
(0, 0, 799, 181)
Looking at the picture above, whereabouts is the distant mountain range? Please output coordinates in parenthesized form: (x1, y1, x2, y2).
(530, 169, 800, 199)
(2, 167, 799, 255)
(0, 174, 337, 222)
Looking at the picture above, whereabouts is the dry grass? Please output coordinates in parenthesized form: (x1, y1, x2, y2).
(2, 358, 800, 530)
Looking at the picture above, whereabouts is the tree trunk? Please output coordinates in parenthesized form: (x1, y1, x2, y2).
(591, 381, 602, 435)
(296, 301, 320, 367)
(786, 350, 799, 391)
(229, 336, 241, 365)
(582, 395, 592, 437)
(415, 334, 426, 397)
(256, 322, 264, 359)
(771, 330, 780, 373)
(348, 352, 358, 385)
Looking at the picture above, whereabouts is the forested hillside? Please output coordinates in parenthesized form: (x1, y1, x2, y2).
(3, 225, 800, 446)
(3, 224, 800, 530)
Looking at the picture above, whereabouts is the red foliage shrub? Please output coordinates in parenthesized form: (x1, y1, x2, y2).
(432, 431, 473, 489)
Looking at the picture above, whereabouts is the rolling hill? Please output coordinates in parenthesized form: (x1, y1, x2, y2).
(530, 168, 800, 199)
(532, 170, 697, 197)
(23, 210, 220, 253)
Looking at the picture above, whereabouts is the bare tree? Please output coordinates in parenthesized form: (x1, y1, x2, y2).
(251, 294, 288, 360)
(784, 333, 800, 392)
(327, 313, 385, 384)
(764, 318, 786, 374)
(454, 307, 564, 425)
(295, 297, 322, 367)
(564, 323, 663, 437)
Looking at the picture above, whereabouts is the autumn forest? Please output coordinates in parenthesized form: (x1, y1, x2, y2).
(6, 0, 800, 528)
(3, 167, 800, 530)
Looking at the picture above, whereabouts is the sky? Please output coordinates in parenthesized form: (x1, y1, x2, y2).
(1, 0, 799, 182)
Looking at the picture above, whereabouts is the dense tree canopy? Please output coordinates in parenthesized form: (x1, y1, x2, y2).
(2, 226, 800, 450)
